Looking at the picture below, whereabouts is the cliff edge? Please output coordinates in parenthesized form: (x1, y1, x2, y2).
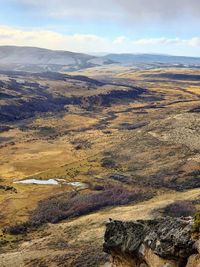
(103, 217, 200, 267)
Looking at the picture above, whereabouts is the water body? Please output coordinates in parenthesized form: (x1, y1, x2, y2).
(14, 179, 59, 185)
(14, 179, 87, 188)
(67, 182, 87, 188)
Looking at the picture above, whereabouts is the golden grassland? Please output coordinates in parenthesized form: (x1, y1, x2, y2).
(0, 188, 199, 267)
(0, 68, 200, 224)
(0, 67, 200, 266)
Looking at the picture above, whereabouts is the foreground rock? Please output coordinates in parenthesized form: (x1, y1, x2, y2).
(103, 217, 200, 267)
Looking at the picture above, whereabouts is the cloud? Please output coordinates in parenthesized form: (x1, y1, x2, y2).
(133, 38, 184, 46)
(132, 37, 200, 48)
(0, 25, 200, 55)
(8, 0, 122, 21)
(113, 36, 127, 44)
(7, 0, 200, 22)
(115, 0, 200, 22)
(188, 37, 200, 47)
(0, 25, 111, 52)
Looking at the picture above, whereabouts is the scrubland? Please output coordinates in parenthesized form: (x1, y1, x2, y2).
(0, 67, 199, 266)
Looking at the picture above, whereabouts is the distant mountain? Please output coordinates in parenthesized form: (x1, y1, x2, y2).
(0, 46, 114, 72)
(103, 53, 200, 65)
(1, 46, 200, 73)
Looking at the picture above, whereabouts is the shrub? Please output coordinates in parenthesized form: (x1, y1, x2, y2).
(5, 186, 153, 234)
(4, 222, 29, 235)
(189, 170, 200, 177)
(164, 200, 196, 218)
(101, 158, 116, 168)
(193, 212, 200, 232)
(30, 185, 152, 226)
(90, 184, 105, 191)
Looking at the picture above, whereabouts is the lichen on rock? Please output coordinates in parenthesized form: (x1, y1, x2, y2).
(103, 217, 200, 267)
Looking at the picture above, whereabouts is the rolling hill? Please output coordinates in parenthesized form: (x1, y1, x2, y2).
(103, 53, 200, 66)
(2, 46, 200, 74)
(0, 46, 114, 72)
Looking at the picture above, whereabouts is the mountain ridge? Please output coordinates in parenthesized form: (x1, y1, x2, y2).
(0, 45, 114, 72)
(103, 53, 200, 65)
(1, 45, 200, 73)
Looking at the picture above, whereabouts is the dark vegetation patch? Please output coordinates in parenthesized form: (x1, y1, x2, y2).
(190, 106, 200, 113)
(47, 238, 69, 250)
(189, 170, 200, 178)
(69, 75, 104, 86)
(71, 246, 108, 267)
(18, 125, 30, 132)
(0, 185, 17, 193)
(192, 195, 200, 205)
(36, 126, 57, 137)
(116, 122, 148, 130)
(0, 92, 15, 99)
(76, 88, 148, 111)
(194, 212, 200, 232)
(5, 185, 153, 235)
(164, 177, 200, 191)
(50, 244, 108, 267)
(0, 125, 12, 132)
(163, 201, 196, 218)
(0, 75, 148, 123)
(0, 71, 104, 85)
(171, 171, 200, 191)
(102, 130, 112, 134)
(146, 73, 200, 81)
(30, 186, 149, 224)
(89, 184, 105, 191)
(24, 258, 48, 267)
(152, 200, 197, 219)
(0, 136, 13, 142)
(70, 139, 91, 150)
(135, 169, 200, 192)
(134, 111, 148, 114)
(101, 158, 117, 169)
(108, 173, 132, 184)
(6, 223, 28, 235)
(0, 79, 65, 122)
(94, 112, 117, 130)
(31, 72, 104, 86)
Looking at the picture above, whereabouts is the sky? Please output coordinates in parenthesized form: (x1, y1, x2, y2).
(0, 0, 200, 56)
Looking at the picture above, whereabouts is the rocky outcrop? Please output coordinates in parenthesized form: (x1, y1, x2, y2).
(103, 217, 200, 267)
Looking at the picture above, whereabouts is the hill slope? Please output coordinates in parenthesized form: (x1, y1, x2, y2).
(1, 46, 200, 72)
(104, 53, 200, 65)
(0, 46, 113, 72)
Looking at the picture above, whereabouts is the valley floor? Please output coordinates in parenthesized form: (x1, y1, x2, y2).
(0, 66, 200, 266)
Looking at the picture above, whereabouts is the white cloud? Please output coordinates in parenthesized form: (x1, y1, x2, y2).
(113, 36, 127, 44)
(0, 25, 200, 55)
(0, 26, 110, 52)
(188, 37, 200, 47)
(115, 0, 200, 22)
(8, 0, 122, 21)
(132, 37, 184, 46)
(132, 37, 200, 49)
(7, 0, 200, 22)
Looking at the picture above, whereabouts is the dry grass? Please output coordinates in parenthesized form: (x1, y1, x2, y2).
(0, 67, 200, 265)
(0, 67, 200, 225)
(0, 188, 199, 267)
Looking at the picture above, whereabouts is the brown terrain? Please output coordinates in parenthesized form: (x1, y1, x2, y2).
(0, 65, 199, 266)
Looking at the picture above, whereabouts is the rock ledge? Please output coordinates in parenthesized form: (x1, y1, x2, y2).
(103, 217, 200, 267)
